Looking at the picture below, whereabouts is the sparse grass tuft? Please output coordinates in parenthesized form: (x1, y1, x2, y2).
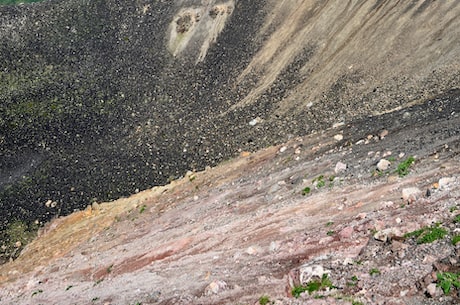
(437, 272, 460, 294)
(292, 274, 334, 298)
(396, 156, 415, 177)
(258, 295, 271, 305)
(452, 235, 460, 246)
(369, 268, 381, 276)
(404, 224, 448, 244)
(312, 175, 326, 188)
(302, 187, 311, 195)
(453, 215, 460, 223)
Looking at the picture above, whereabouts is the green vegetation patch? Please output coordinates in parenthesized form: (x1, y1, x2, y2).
(312, 175, 326, 188)
(396, 156, 415, 177)
(437, 272, 460, 295)
(292, 274, 334, 298)
(369, 268, 381, 276)
(258, 295, 272, 305)
(302, 187, 311, 195)
(404, 224, 448, 244)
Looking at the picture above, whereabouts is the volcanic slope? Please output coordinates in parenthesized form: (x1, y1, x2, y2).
(0, 90, 459, 304)
(0, 0, 459, 263)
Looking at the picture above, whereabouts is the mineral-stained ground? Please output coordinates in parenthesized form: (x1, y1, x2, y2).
(0, 0, 460, 303)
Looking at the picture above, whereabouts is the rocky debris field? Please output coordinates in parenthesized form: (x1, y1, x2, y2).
(0, 92, 459, 304)
(1, 0, 460, 257)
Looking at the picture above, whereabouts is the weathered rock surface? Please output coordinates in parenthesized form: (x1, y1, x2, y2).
(1, 0, 460, 256)
(0, 0, 460, 301)
(0, 95, 459, 304)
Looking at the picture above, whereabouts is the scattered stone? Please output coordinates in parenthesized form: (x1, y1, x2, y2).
(279, 146, 287, 153)
(339, 226, 354, 240)
(91, 201, 100, 210)
(246, 246, 262, 255)
(379, 129, 389, 139)
(204, 280, 228, 296)
(374, 227, 403, 242)
(402, 187, 422, 203)
(332, 122, 345, 128)
(426, 283, 438, 297)
(382, 150, 392, 157)
(298, 264, 330, 285)
(249, 117, 262, 126)
(269, 241, 280, 253)
(377, 159, 391, 171)
(334, 134, 343, 141)
(438, 177, 456, 190)
(334, 161, 347, 174)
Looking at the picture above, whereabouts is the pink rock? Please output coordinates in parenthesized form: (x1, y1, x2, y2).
(339, 226, 354, 239)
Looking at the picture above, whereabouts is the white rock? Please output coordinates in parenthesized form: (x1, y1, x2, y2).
(204, 280, 228, 296)
(332, 122, 345, 128)
(298, 264, 330, 285)
(377, 159, 391, 171)
(246, 246, 262, 255)
(45, 200, 52, 208)
(374, 227, 403, 242)
(402, 187, 422, 203)
(279, 146, 287, 153)
(334, 161, 347, 174)
(426, 283, 438, 297)
(334, 134, 343, 141)
(439, 177, 457, 190)
(269, 241, 280, 253)
(249, 117, 262, 126)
